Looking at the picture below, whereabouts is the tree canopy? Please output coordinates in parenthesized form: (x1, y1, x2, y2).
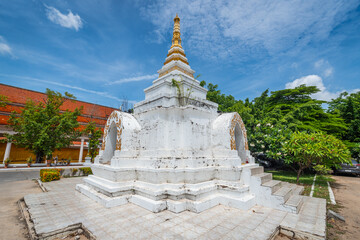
(7, 89, 82, 163)
(200, 81, 356, 174)
(84, 121, 102, 162)
(283, 132, 350, 183)
(0, 95, 8, 107)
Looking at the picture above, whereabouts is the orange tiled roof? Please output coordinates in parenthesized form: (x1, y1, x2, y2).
(0, 83, 118, 131)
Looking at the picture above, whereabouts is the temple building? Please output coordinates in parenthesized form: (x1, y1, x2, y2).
(0, 83, 117, 164)
(76, 15, 318, 216)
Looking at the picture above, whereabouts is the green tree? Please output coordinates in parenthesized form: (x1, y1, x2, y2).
(84, 121, 102, 162)
(201, 81, 350, 164)
(282, 132, 351, 184)
(329, 92, 360, 140)
(0, 95, 8, 107)
(329, 91, 360, 159)
(202, 81, 237, 112)
(7, 89, 82, 163)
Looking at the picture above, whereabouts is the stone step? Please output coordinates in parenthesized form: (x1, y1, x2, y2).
(253, 173, 272, 184)
(285, 195, 304, 214)
(292, 185, 304, 195)
(261, 180, 282, 194)
(250, 166, 264, 176)
(273, 186, 293, 202)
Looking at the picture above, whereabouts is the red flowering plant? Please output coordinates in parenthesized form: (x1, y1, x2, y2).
(40, 169, 61, 182)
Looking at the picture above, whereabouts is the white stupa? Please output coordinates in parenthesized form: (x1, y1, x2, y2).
(76, 15, 305, 214)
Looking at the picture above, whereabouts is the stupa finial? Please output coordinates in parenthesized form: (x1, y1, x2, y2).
(171, 14, 182, 48)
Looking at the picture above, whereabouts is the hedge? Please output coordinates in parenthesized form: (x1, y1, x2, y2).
(40, 169, 61, 182)
(79, 167, 93, 176)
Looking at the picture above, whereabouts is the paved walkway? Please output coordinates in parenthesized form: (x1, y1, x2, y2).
(24, 178, 326, 240)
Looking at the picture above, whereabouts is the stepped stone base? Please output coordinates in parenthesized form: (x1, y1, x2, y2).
(76, 164, 257, 213)
(76, 183, 256, 213)
(76, 164, 309, 215)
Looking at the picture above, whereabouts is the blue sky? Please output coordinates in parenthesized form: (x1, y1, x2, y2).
(0, 0, 359, 108)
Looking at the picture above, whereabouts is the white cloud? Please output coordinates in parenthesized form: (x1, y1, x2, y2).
(0, 74, 136, 104)
(285, 75, 359, 101)
(45, 5, 83, 31)
(314, 59, 325, 69)
(108, 74, 158, 85)
(314, 59, 334, 77)
(324, 68, 333, 77)
(140, 0, 358, 60)
(0, 36, 12, 56)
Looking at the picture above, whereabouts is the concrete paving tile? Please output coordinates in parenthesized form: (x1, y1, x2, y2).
(191, 225, 208, 235)
(211, 225, 231, 235)
(200, 219, 220, 229)
(161, 220, 177, 229)
(202, 230, 223, 240)
(182, 229, 200, 239)
(245, 230, 270, 240)
(225, 228, 246, 239)
(155, 231, 181, 240)
(149, 225, 167, 235)
(170, 216, 184, 225)
(219, 219, 238, 230)
(220, 235, 235, 240)
(134, 230, 154, 239)
(22, 177, 326, 240)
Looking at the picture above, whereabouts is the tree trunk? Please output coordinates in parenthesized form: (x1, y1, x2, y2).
(296, 168, 303, 185)
(36, 153, 43, 163)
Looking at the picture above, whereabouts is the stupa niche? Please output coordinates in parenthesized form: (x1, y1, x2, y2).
(76, 15, 305, 214)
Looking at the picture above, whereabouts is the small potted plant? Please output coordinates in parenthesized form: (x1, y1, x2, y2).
(46, 154, 52, 167)
(66, 157, 71, 166)
(4, 158, 11, 168)
(26, 156, 33, 167)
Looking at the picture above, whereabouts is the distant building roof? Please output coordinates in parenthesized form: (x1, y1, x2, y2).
(0, 83, 118, 131)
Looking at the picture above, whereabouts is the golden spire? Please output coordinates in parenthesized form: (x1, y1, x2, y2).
(160, 14, 193, 77)
(171, 13, 182, 48)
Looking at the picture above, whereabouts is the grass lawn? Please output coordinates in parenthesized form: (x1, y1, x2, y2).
(265, 170, 333, 201)
(313, 175, 333, 203)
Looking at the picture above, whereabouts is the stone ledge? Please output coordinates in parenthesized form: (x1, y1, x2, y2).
(76, 183, 256, 213)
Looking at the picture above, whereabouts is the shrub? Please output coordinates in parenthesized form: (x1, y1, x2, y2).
(40, 170, 60, 182)
(40, 169, 61, 182)
(71, 168, 78, 176)
(313, 165, 332, 175)
(79, 167, 93, 176)
(26, 156, 33, 164)
(4, 158, 11, 164)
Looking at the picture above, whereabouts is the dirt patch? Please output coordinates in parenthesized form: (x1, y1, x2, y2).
(0, 179, 42, 240)
(327, 175, 360, 240)
(274, 233, 298, 240)
(53, 233, 88, 240)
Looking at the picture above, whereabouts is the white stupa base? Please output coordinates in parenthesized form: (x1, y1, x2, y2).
(76, 181, 256, 213)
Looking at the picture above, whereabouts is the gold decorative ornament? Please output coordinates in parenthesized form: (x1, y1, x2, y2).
(167, 48, 186, 57)
(101, 111, 123, 151)
(171, 14, 182, 49)
(159, 65, 194, 78)
(163, 55, 189, 65)
(229, 113, 249, 151)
